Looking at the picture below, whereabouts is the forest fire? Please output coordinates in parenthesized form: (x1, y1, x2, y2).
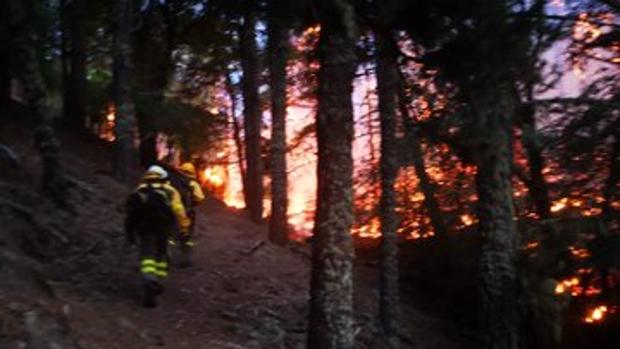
(555, 277, 580, 296)
(98, 104, 116, 142)
(569, 246, 591, 259)
(202, 167, 224, 187)
(460, 214, 476, 227)
(584, 305, 610, 324)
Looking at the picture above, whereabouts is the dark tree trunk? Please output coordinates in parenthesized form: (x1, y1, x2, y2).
(8, 0, 70, 206)
(474, 89, 520, 349)
(0, 63, 10, 101)
(226, 72, 248, 203)
(134, 3, 171, 167)
(376, 33, 400, 348)
(396, 71, 447, 238)
(138, 120, 158, 167)
(59, 0, 69, 114)
(520, 105, 552, 221)
(307, 1, 357, 348)
(602, 135, 619, 221)
(268, 0, 289, 245)
(240, 7, 264, 222)
(0, 49, 10, 101)
(113, 0, 139, 184)
(65, 0, 87, 130)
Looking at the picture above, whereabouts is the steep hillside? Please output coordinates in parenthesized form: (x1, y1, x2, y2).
(0, 109, 469, 348)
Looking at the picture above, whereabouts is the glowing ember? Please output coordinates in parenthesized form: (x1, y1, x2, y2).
(460, 214, 475, 227)
(352, 216, 381, 239)
(584, 305, 608, 324)
(569, 246, 591, 259)
(555, 277, 580, 295)
(523, 241, 540, 251)
(99, 104, 116, 142)
(551, 197, 568, 213)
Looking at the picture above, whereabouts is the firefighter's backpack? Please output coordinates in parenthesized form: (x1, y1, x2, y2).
(128, 183, 175, 227)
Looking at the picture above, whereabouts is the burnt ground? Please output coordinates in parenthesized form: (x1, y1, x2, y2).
(0, 110, 472, 348)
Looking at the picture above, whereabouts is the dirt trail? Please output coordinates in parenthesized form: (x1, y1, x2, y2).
(53, 202, 311, 349)
(56, 201, 464, 349)
(0, 116, 465, 349)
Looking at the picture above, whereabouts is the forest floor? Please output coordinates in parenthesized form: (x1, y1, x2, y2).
(0, 108, 472, 348)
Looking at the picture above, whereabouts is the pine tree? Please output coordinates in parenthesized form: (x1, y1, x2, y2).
(113, 0, 139, 183)
(473, 88, 520, 349)
(64, 0, 87, 130)
(268, 0, 289, 245)
(307, 0, 358, 347)
(6, 0, 70, 205)
(376, 32, 400, 348)
(134, 1, 171, 166)
(240, 4, 264, 222)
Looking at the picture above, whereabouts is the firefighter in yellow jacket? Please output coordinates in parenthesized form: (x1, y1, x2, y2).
(125, 165, 190, 307)
(176, 162, 205, 266)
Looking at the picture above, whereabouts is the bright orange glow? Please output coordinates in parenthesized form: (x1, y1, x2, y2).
(555, 277, 580, 295)
(460, 214, 476, 227)
(99, 104, 116, 142)
(203, 167, 224, 187)
(303, 25, 321, 36)
(352, 216, 381, 239)
(569, 246, 591, 259)
(584, 305, 608, 324)
(551, 197, 568, 212)
(523, 241, 540, 251)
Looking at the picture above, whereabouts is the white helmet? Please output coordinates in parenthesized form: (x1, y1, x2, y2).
(145, 165, 168, 179)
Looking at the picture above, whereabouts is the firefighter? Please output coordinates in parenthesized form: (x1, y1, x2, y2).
(125, 165, 190, 307)
(175, 161, 205, 266)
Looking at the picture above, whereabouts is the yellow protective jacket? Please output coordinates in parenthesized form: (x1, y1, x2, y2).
(188, 178, 205, 205)
(136, 179, 191, 233)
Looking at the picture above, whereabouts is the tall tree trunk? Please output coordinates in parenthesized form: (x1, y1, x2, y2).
(0, 32, 10, 101)
(59, 0, 69, 115)
(307, 1, 357, 348)
(113, 0, 139, 184)
(134, 3, 171, 167)
(226, 72, 248, 204)
(376, 33, 400, 348)
(474, 88, 519, 349)
(520, 105, 552, 221)
(240, 7, 264, 222)
(65, 0, 87, 130)
(0, 57, 10, 101)
(602, 135, 619, 222)
(8, 0, 70, 206)
(396, 71, 447, 238)
(268, 0, 289, 245)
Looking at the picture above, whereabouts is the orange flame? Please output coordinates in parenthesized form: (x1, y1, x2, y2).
(584, 305, 608, 324)
(555, 277, 580, 295)
(203, 167, 225, 187)
(460, 214, 476, 227)
(99, 104, 116, 142)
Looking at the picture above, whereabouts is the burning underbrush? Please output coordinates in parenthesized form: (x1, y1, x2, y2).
(386, 212, 620, 347)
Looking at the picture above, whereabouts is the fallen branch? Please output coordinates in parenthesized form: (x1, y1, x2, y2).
(241, 240, 266, 256)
